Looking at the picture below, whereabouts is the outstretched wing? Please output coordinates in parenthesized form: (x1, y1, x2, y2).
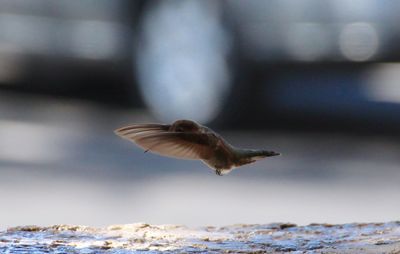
(115, 124, 214, 160)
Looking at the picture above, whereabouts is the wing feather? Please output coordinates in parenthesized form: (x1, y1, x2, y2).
(114, 124, 170, 138)
(114, 125, 171, 143)
(115, 126, 214, 160)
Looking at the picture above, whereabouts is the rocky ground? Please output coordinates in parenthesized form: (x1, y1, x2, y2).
(1, 222, 400, 253)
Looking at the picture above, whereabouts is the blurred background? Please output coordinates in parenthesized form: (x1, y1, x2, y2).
(1, 0, 400, 229)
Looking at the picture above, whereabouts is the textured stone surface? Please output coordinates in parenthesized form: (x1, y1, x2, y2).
(1, 222, 400, 253)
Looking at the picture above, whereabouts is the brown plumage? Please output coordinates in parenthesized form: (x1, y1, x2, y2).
(115, 119, 280, 175)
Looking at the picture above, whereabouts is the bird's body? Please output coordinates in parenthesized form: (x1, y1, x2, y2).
(115, 119, 280, 175)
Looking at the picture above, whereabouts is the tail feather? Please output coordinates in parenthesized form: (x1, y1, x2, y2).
(260, 150, 281, 157)
(242, 149, 281, 161)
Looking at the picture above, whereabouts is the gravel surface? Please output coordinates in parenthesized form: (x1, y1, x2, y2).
(1, 222, 400, 253)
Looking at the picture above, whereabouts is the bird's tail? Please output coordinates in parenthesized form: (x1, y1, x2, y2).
(260, 150, 281, 157)
(235, 149, 280, 167)
(243, 149, 281, 161)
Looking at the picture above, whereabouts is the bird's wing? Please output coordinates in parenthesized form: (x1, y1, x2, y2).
(115, 124, 213, 160)
(115, 124, 170, 138)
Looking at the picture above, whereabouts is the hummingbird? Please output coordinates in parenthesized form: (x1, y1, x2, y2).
(115, 119, 280, 176)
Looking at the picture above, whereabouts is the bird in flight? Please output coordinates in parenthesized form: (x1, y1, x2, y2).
(115, 119, 280, 176)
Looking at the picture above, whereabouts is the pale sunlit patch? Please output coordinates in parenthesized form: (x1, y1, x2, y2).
(339, 22, 379, 62)
(285, 23, 331, 61)
(68, 20, 125, 60)
(364, 63, 400, 103)
(136, 0, 231, 124)
(0, 120, 66, 163)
